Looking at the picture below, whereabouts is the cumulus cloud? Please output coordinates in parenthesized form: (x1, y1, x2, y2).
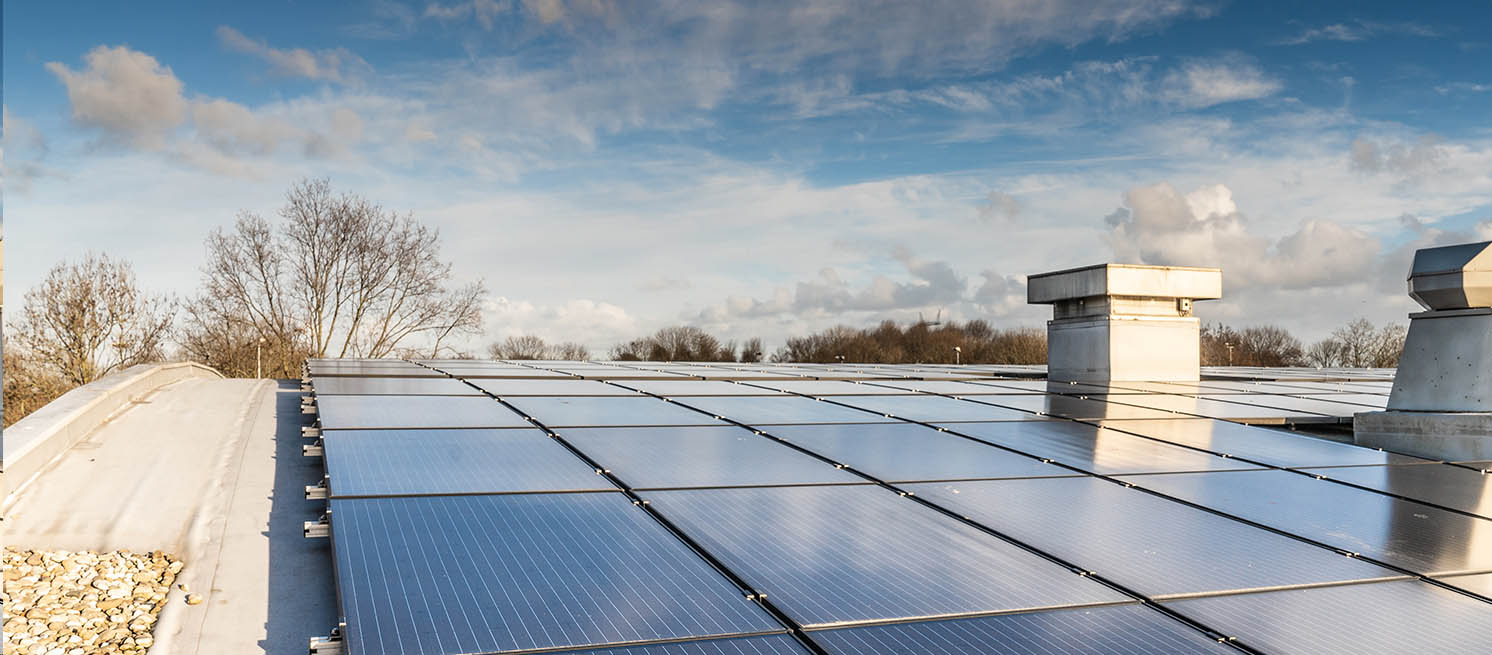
(217, 26, 371, 83)
(45, 45, 188, 149)
(45, 44, 366, 175)
(1103, 182, 1381, 290)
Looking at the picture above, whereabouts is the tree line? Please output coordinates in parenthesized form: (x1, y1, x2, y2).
(0, 178, 1412, 426)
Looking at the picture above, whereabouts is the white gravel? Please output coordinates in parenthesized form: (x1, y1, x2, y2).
(2, 547, 183, 655)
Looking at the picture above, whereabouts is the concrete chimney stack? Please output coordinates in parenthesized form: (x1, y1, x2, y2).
(1356, 240, 1492, 460)
(1027, 264, 1222, 383)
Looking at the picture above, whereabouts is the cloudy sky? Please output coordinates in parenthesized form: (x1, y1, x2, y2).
(5, 1, 1491, 355)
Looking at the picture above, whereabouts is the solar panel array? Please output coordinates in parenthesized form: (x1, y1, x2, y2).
(305, 359, 1492, 654)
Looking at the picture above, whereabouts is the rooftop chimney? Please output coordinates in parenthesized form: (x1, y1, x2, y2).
(1028, 263, 1222, 382)
(1356, 240, 1492, 460)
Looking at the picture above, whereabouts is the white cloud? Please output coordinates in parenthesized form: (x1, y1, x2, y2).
(1162, 57, 1281, 108)
(1104, 181, 1381, 290)
(45, 46, 188, 149)
(1279, 20, 1437, 46)
(978, 191, 1022, 222)
(424, 0, 507, 30)
(217, 26, 371, 83)
(484, 296, 641, 352)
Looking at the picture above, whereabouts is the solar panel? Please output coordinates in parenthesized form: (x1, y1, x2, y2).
(310, 376, 480, 396)
(316, 395, 530, 429)
(504, 396, 722, 427)
(617, 380, 786, 396)
(830, 395, 1038, 422)
(1163, 580, 1492, 654)
(974, 394, 1181, 420)
(1439, 572, 1492, 598)
(807, 604, 1227, 654)
(949, 421, 1259, 476)
(331, 494, 784, 655)
(1125, 470, 1492, 575)
(469, 379, 642, 396)
(766, 423, 1067, 482)
(639, 485, 1130, 628)
(859, 380, 1014, 394)
(743, 380, 919, 395)
(557, 426, 866, 489)
(1202, 394, 1383, 416)
(1096, 418, 1434, 468)
(675, 396, 900, 425)
(560, 634, 812, 654)
(1300, 464, 1492, 519)
(904, 478, 1400, 598)
(322, 428, 612, 496)
(1092, 394, 1331, 421)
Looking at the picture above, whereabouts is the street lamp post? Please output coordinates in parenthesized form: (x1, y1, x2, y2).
(257, 336, 267, 378)
(954, 346, 962, 365)
(1224, 342, 1234, 366)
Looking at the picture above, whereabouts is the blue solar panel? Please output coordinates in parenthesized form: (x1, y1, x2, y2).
(676, 396, 900, 425)
(1126, 469, 1492, 575)
(312, 376, 480, 396)
(331, 494, 784, 655)
(1165, 580, 1492, 654)
(808, 605, 1227, 654)
(948, 421, 1259, 475)
(1097, 418, 1433, 468)
(831, 395, 1037, 422)
(504, 396, 722, 427)
(558, 426, 865, 489)
(640, 485, 1129, 628)
(317, 395, 530, 429)
(767, 423, 1066, 482)
(904, 477, 1400, 598)
(1300, 464, 1492, 519)
(560, 634, 812, 654)
(323, 428, 612, 496)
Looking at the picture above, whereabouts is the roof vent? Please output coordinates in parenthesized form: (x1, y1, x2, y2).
(1027, 264, 1221, 382)
(1355, 240, 1492, 461)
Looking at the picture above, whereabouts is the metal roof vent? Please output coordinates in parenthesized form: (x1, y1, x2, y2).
(1355, 240, 1492, 461)
(1027, 263, 1222, 382)
(1407, 240, 1492, 311)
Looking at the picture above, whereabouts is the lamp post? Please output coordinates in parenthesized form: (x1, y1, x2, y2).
(954, 346, 962, 365)
(257, 336, 267, 378)
(1224, 342, 1234, 366)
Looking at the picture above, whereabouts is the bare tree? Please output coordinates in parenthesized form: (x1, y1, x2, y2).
(3, 338, 69, 427)
(12, 254, 176, 386)
(739, 337, 765, 362)
(182, 178, 486, 375)
(610, 326, 735, 361)
(550, 342, 591, 360)
(489, 335, 549, 360)
(1303, 319, 1407, 368)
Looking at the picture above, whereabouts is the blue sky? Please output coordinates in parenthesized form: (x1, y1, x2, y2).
(5, 1, 1492, 354)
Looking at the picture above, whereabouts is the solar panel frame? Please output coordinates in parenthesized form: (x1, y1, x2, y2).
(672, 396, 902, 425)
(469, 379, 644, 396)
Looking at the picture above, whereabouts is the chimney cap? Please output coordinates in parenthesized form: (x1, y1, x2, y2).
(1408, 240, 1492, 310)
(1027, 263, 1222, 305)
